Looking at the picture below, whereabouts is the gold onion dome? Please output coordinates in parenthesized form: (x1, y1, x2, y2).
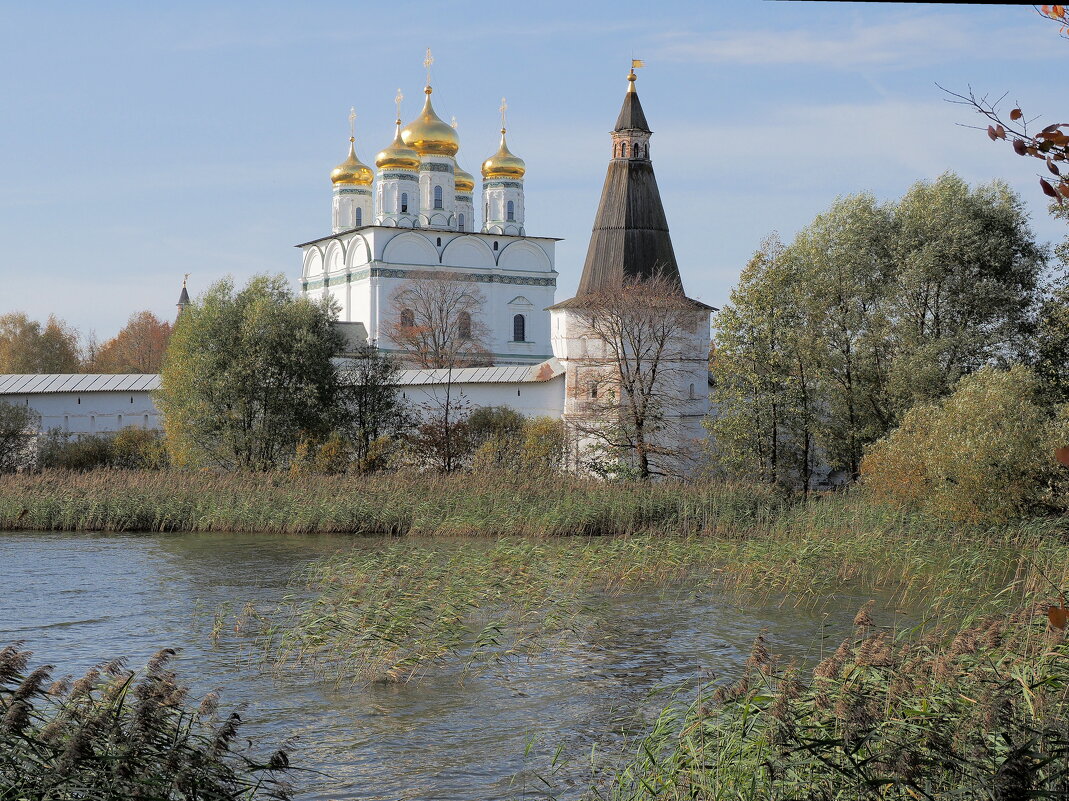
(401, 87, 460, 156)
(330, 137, 374, 185)
(454, 164, 475, 193)
(481, 129, 525, 179)
(375, 122, 421, 171)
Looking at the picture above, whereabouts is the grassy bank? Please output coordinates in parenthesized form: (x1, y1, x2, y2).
(0, 470, 786, 536)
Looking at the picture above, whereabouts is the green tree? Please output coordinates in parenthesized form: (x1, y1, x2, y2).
(0, 400, 39, 472)
(888, 175, 1044, 410)
(710, 175, 1047, 487)
(1035, 206, 1069, 402)
(157, 274, 345, 470)
(708, 234, 817, 488)
(0, 313, 81, 373)
(337, 344, 411, 470)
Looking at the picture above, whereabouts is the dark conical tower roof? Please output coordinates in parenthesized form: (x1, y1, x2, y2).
(614, 86, 650, 133)
(551, 69, 709, 310)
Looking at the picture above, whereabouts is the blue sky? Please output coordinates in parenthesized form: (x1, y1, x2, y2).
(1, 1, 1065, 340)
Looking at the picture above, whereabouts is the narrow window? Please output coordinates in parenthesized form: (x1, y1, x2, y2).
(401, 192, 408, 213)
(622, 142, 629, 157)
(355, 207, 362, 226)
(517, 389, 521, 397)
(635, 143, 642, 158)
(590, 382, 598, 399)
(484, 201, 489, 220)
(434, 185, 443, 209)
(512, 313, 525, 342)
(63, 415, 69, 432)
(493, 241, 498, 251)
(689, 383, 696, 399)
(117, 414, 123, 428)
(458, 213, 465, 231)
(458, 311, 472, 340)
(506, 200, 515, 221)
(400, 308, 415, 328)
(436, 237, 442, 246)
(77, 397, 81, 405)
(130, 396, 133, 403)
(143, 414, 149, 427)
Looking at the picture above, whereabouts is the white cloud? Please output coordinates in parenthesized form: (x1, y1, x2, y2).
(654, 15, 1062, 68)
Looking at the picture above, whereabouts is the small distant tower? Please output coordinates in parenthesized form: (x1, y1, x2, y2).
(481, 98, 525, 235)
(176, 274, 191, 317)
(452, 118, 476, 233)
(375, 90, 422, 227)
(401, 51, 461, 230)
(329, 107, 374, 234)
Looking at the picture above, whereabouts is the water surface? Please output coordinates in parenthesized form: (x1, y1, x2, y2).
(0, 531, 893, 800)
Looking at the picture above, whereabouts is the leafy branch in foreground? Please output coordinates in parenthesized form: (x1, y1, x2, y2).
(0, 644, 293, 800)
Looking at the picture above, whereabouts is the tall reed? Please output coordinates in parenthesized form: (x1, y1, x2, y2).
(589, 600, 1069, 800)
(0, 643, 292, 799)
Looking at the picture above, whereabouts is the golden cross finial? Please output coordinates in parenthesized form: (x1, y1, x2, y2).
(499, 97, 508, 132)
(394, 88, 403, 123)
(424, 48, 434, 86)
(183, 272, 190, 288)
(451, 115, 458, 129)
(628, 58, 645, 91)
(348, 106, 356, 139)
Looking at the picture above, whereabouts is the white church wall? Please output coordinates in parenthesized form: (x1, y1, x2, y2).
(398, 375, 565, 419)
(4, 391, 161, 435)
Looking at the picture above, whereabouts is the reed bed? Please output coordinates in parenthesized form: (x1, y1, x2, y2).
(0, 469, 786, 536)
(587, 600, 1069, 800)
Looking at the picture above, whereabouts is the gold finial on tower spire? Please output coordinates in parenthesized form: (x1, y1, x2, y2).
(424, 47, 434, 90)
(394, 89, 404, 124)
(348, 106, 357, 139)
(499, 97, 508, 133)
(628, 58, 645, 92)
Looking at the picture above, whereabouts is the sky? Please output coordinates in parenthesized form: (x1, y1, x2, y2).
(0, 1, 1065, 342)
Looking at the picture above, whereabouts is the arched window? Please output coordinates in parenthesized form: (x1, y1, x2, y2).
(634, 143, 642, 158)
(400, 192, 409, 213)
(622, 142, 629, 158)
(493, 241, 499, 251)
(355, 207, 362, 226)
(434, 185, 443, 210)
(436, 237, 442, 246)
(590, 382, 598, 399)
(458, 311, 472, 339)
(458, 213, 465, 231)
(506, 200, 515, 221)
(512, 313, 525, 342)
(400, 308, 415, 328)
(689, 383, 696, 399)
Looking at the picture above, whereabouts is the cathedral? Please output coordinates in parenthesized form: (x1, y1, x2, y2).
(0, 62, 713, 474)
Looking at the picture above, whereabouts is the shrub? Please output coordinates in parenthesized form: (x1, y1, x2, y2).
(37, 428, 167, 472)
(861, 365, 1069, 522)
(37, 432, 115, 471)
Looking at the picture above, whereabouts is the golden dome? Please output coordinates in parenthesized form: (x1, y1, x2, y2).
(375, 122, 421, 171)
(401, 87, 460, 157)
(481, 129, 526, 179)
(454, 164, 475, 193)
(330, 138, 374, 185)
